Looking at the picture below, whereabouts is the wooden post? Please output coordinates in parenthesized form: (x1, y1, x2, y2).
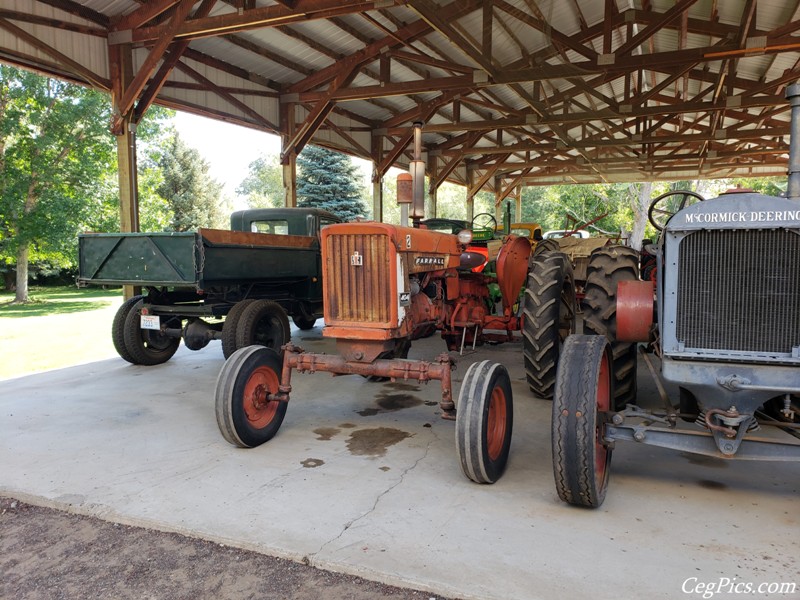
(372, 173, 383, 222)
(466, 167, 475, 221)
(110, 42, 140, 299)
(371, 135, 383, 222)
(281, 102, 297, 207)
(515, 186, 522, 222)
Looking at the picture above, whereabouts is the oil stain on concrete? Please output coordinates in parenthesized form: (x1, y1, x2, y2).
(301, 458, 324, 468)
(356, 390, 423, 417)
(383, 382, 421, 392)
(346, 428, 412, 457)
(313, 427, 340, 441)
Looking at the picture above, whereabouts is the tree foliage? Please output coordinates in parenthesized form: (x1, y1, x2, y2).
(154, 132, 227, 231)
(0, 66, 115, 301)
(237, 154, 284, 208)
(297, 145, 367, 221)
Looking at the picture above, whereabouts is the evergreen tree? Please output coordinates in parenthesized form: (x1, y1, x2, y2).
(156, 133, 226, 231)
(297, 145, 367, 221)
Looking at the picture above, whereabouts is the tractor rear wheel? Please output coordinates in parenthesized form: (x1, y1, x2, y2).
(112, 294, 144, 363)
(122, 300, 181, 366)
(552, 335, 612, 508)
(221, 299, 256, 359)
(522, 251, 576, 399)
(582, 246, 639, 410)
(235, 300, 290, 355)
(215, 346, 288, 448)
(456, 360, 513, 484)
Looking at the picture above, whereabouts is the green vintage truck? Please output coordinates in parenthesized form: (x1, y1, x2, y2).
(78, 208, 341, 365)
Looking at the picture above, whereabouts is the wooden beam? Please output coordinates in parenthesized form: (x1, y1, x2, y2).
(131, 0, 401, 44)
(133, 0, 219, 124)
(114, 0, 196, 128)
(176, 60, 278, 130)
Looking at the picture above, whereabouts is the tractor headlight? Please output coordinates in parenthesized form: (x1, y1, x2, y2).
(457, 229, 473, 244)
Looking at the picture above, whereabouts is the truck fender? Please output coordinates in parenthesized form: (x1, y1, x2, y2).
(616, 280, 654, 342)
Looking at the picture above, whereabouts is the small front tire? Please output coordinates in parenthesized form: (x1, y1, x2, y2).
(215, 346, 288, 448)
(455, 360, 513, 484)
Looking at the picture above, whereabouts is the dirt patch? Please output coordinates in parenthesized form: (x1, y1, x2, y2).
(0, 497, 454, 600)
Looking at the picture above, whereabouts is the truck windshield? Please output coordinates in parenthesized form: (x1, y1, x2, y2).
(251, 220, 289, 235)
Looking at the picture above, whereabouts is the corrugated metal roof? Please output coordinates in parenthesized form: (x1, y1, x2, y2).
(2, 0, 799, 189)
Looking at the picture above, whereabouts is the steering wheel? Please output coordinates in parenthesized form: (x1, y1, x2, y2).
(471, 212, 497, 231)
(647, 190, 705, 231)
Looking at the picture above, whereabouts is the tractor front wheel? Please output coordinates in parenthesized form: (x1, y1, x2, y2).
(455, 360, 513, 484)
(552, 335, 613, 508)
(215, 346, 288, 448)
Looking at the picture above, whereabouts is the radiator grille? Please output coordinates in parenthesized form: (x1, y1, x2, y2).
(325, 233, 393, 324)
(676, 229, 800, 354)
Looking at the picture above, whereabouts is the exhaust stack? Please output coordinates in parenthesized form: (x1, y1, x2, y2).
(786, 84, 800, 200)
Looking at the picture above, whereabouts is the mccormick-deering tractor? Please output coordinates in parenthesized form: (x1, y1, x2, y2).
(551, 86, 800, 508)
(215, 210, 575, 485)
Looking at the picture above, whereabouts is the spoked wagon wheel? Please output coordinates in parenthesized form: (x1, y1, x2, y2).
(235, 300, 291, 355)
(215, 346, 288, 448)
(122, 299, 181, 365)
(552, 335, 613, 508)
(455, 360, 513, 484)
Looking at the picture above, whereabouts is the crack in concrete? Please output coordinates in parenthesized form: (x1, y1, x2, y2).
(306, 435, 437, 564)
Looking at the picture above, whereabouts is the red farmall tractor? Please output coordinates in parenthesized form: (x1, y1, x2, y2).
(215, 219, 575, 484)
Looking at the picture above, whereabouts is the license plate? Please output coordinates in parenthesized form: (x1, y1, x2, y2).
(140, 315, 160, 330)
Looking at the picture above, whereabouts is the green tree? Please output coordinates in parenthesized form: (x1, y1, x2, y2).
(237, 154, 284, 208)
(155, 132, 227, 231)
(297, 145, 367, 221)
(0, 66, 115, 302)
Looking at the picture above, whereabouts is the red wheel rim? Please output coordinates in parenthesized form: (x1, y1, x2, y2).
(243, 365, 279, 429)
(486, 386, 507, 461)
(595, 353, 611, 483)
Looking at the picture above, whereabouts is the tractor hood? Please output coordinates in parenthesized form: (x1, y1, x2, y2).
(667, 193, 800, 232)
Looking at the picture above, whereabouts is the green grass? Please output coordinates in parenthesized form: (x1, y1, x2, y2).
(0, 286, 124, 380)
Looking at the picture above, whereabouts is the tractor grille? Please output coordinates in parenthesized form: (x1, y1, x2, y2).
(325, 233, 393, 324)
(676, 229, 800, 355)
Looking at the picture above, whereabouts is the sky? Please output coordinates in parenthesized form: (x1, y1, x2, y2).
(173, 111, 373, 201)
(173, 111, 281, 198)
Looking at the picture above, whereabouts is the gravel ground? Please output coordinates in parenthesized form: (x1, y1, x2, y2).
(0, 497, 457, 600)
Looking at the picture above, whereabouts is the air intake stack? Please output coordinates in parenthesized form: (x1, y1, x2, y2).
(786, 83, 800, 200)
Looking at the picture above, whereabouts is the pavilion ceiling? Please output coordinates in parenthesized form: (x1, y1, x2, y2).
(3, 0, 800, 202)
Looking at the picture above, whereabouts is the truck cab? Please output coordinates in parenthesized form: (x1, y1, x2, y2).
(231, 208, 340, 237)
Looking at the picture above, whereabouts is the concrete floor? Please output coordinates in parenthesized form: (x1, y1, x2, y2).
(2, 326, 799, 600)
